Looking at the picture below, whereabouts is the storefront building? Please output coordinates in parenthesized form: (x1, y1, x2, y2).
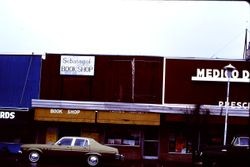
(0, 54, 41, 143)
(162, 58, 250, 162)
(32, 54, 250, 162)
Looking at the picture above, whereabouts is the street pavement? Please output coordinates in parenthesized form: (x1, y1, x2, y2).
(3, 156, 249, 167)
(2, 159, 195, 167)
(0, 153, 199, 167)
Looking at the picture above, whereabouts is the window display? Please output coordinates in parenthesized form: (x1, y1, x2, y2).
(168, 133, 192, 154)
(105, 127, 140, 146)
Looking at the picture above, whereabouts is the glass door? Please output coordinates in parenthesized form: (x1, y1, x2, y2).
(143, 127, 159, 159)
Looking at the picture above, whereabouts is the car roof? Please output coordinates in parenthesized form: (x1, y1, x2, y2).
(60, 136, 94, 141)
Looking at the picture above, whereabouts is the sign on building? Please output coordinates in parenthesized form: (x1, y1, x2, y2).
(60, 56, 95, 76)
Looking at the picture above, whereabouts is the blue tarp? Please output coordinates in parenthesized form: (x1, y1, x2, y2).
(0, 55, 41, 109)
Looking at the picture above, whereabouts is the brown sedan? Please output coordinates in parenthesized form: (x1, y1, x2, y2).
(20, 136, 124, 167)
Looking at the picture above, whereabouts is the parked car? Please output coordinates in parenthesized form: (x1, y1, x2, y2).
(20, 136, 124, 166)
(201, 136, 250, 167)
(0, 142, 21, 161)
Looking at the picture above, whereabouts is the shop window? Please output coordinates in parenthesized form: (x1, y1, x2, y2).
(168, 133, 192, 154)
(105, 128, 140, 146)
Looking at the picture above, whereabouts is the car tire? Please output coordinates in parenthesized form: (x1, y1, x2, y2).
(86, 154, 100, 167)
(28, 150, 41, 163)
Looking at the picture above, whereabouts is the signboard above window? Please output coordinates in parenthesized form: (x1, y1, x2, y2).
(60, 56, 95, 76)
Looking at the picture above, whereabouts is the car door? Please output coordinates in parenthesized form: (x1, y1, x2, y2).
(71, 138, 90, 158)
(236, 137, 250, 164)
(228, 137, 250, 164)
(47, 138, 73, 158)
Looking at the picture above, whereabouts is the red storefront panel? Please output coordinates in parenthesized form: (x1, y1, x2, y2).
(165, 58, 250, 105)
(40, 54, 163, 104)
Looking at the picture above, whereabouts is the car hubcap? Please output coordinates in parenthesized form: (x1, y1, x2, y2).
(88, 155, 99, 166)
(29, 152, 40, 163)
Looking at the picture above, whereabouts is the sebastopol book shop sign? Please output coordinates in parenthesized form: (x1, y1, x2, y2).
(60, 55, 95, 76)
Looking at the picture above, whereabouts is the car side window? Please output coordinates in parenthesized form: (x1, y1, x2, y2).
(240, 138, 249, 146)
(59, 138, 73, 146)
(233, 137, 249, 146)
(75, 139, 88, 147)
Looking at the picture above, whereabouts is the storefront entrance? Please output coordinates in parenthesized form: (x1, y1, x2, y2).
(143, 127, 159, 159)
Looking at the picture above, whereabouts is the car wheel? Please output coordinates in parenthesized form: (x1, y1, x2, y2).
(86, 154, 100, 167)
(28, 151, 41, 163)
